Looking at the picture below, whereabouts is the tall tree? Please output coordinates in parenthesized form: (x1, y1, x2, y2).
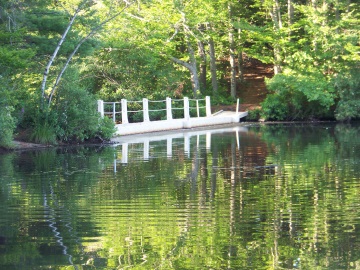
(228, 2, 237, 99)
(41, 0, 134, 107)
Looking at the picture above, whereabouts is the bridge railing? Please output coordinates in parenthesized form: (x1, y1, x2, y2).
(97, 96, 212, 124)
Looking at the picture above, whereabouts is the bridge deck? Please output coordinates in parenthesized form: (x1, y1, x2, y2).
(114, 111, 248, 136)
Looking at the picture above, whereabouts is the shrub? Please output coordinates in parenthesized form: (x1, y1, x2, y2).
(0, 106, 16, 148)
(334, 69, 360, 121)
(261, 94, 289, 121)
(97, 116, 116, 141)
(245, 108, 261, 121)
(26, 68, 116, 144)
(53, 83, 115, 142)
(0, 84, 16, 148)
(261, 74, 335, 121)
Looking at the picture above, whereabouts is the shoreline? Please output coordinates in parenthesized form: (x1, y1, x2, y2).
(0, 120, 344, 153)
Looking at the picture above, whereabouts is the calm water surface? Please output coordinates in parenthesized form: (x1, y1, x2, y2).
(1, 123, 360, 269)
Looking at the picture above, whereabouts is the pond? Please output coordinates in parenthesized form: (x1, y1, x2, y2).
(1, 122, 360, 269)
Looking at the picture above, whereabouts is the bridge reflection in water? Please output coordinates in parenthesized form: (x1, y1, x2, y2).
(110, 125, 248, 170)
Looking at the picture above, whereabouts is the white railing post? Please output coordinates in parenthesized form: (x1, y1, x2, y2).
(184, 97, 190, 120)
(166, 97, 172, 120)
(205, 96, 211, 116)
(143, 98, 150, 122)
(236, 98, 240, 114)
(97, 100, 104, 118)
(121, 99, 128, 124)
(196, 100, 200, 117)
(112, 103, 116, 123)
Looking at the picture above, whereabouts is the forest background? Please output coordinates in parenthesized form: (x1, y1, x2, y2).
(0, 0, 359, 148)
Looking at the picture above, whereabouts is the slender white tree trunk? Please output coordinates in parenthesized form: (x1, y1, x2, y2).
(229, 31, 237, 98)
(40, 6, 81, 107)
(228, 3, 236, 98)
(237, 20, 244, 83)
(47, 3, 132, 106)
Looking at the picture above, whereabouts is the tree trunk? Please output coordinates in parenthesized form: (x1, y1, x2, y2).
(288, 0, 294, 26)
(229, 32, 237, 98)
(208, 38, 218, 94)
(228, 3, 236, 99)
(346, 0, 351, 12)
(269, 0, 283, 74)
(40, 6, 81, 108)
(237, 22, 244, 83)
(187, 38, 200, 98)
(273, 47, 282, 74)
(198, 40, 207, 93)
(47, 4, 132, 106)
(170, 53, 199, 98)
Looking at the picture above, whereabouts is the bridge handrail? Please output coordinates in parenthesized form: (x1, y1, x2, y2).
(97, 96, 212, 124)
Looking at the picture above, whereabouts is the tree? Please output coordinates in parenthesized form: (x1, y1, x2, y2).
(41, 0, 135, 108)
(40, 0, 85, 109)
(260, 0, 359, 120)
(228, 2, 237, 99)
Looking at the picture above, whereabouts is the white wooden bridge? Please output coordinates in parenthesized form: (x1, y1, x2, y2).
(97, 96, 248, 136)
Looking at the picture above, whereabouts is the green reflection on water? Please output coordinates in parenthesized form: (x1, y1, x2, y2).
(0, 123, 360, 269)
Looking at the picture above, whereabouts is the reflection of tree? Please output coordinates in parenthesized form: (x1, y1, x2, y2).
(0, 146, 116, 268)
(1, 124, 360, 269)
(42, 182, 81, 267)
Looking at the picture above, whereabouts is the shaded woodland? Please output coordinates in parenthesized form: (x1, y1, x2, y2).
(0, 0, 359, 147)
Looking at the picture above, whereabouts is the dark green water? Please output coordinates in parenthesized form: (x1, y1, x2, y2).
(1, 123, 360, 269)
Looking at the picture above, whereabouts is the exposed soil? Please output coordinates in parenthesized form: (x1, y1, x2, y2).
(213, 59, 273, 112)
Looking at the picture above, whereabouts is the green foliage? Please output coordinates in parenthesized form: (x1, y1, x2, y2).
(97, 116, 116, 141)
(261, 74, 335, 121)
(89, 41, 187, 101)
(245, 108, 261, 121)
(27, 68, 115, 144)
(260, 94, 289, 121)
(30, 113, 57, 145)
(210, 91, 236, 106)
(0, 106, 16, 148)
(0, 46, 36, 71)
(0, 0, 358, 143)
(0, 80, 16, 148)
(53, 69, 115, 142)
(335, 68, 360, 121)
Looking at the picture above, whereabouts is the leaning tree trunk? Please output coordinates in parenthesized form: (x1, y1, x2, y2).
(170, 53, 200, 99)
(47, 3, 132, 106)
(208, 38, 218, 94)
(40, 5, 82, 108)
(198, 40, 207, 93)
(186, 37, 200, 98)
